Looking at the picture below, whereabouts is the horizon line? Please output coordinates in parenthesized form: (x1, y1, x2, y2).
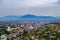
(0, 14, 59, 18)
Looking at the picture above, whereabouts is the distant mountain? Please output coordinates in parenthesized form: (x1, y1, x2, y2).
(19, 14, 56, 21)
(0, 14, 60, 22)
(0, 15, 20, 21)
(20, 14, 37, 18)
(4, 15, 19, 18)
(20, 14, 55, 19)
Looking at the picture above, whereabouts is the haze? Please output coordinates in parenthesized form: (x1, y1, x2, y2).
(0, 0, 60, 17)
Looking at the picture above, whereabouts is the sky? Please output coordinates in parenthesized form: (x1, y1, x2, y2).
(0, 0, 60, 17)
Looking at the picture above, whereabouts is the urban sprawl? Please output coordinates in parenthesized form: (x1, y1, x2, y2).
(0, 22, 60, 40)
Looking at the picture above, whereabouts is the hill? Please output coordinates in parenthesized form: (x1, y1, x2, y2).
(0, 14, 60, 22)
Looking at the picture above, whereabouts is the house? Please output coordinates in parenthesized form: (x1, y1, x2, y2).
(1, 35, 7, 40)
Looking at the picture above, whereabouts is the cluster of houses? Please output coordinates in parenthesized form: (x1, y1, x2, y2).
(0, 22, 49, 40)
(0, 23, 39, 40)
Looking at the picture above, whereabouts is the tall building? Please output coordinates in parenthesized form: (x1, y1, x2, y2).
(6, 26, 11, 31)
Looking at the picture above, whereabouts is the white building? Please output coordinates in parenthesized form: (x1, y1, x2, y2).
(6, 26, 11, 31)
(1, 35, 7, 40)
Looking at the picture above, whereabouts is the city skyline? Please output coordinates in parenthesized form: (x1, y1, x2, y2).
(0, 0, 60, 17)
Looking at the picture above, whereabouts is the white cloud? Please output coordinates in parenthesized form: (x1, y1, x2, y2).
(1, 0, 58, 7)
(0, 0, 60, 17)
(23, 0, 58, 7)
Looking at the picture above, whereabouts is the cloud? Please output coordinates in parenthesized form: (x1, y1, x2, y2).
(0, 0, 60, 17)
(23, 0, 58, 7)
(0, 6, 60, 17)
(1, 0, 58, 7)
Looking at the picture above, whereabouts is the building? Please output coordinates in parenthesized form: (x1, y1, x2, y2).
(6, 26, 11, 31)
(1, 35, 7, 40)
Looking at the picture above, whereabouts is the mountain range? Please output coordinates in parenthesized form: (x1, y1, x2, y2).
(0, 14, 60, 22)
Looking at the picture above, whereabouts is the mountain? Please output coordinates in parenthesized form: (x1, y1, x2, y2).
(20, 14, 37, 18)
(20, 14, 55, 19)
(0, 14, 60, 22)
(0, 15, 20, 21)
(4, 15, 19, 18)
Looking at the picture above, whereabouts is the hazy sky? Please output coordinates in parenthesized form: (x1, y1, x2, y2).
(0, 0, 60, 17)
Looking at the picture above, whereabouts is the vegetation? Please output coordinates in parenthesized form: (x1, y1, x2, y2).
(0, 22, 60, 40)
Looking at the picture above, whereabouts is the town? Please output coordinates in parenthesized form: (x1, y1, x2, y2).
(0, 22, 60, 40)
(0, 0, 60, 40)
